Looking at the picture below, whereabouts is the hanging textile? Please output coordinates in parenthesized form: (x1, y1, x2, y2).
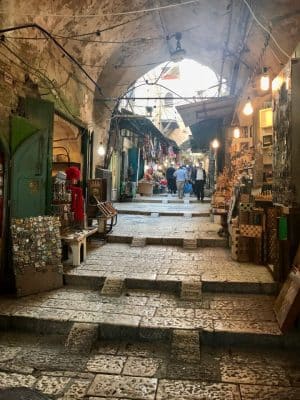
(70, 186, 84, 222)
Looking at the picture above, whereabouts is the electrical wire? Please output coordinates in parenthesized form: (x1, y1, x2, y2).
(0, 24, 107, 98)
(5, 34, 163, 44)
(143, 61, 173, 86)
(0, 0, 202, 18)
(0, 41, 86, 119)
(55, 15, 144, 37)
(53, 36, 161, 44)
(268, 43, 285, 65)
(242, 0, 290, 59)
(82, 60, 166, 69)
(0, 23, 115, 113)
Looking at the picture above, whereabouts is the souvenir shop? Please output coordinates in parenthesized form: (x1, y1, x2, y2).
(212, 58, 300, 284)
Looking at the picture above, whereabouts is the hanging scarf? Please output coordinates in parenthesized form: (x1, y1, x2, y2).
(70, 186, 84, 222)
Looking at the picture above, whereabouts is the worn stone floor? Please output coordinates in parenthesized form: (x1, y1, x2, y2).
(108, 215, 222, 242)
(1, 199, 300, 399)
(65, 244, 276, 293)
(115, 202, 210, 216)
(133, 194, 210, 204)
(0, 288, 282, 337)
(0, 330, 300, 399)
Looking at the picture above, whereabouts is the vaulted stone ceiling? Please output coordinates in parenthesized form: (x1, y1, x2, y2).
(1, 0, 300, 143)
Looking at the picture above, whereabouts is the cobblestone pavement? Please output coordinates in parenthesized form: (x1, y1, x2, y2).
(114, 202, 210, 215)
(109, 215, 221, 240)
(65, 244, 275, 289)
(0, 288, 282, 336)
(0, 330, 299, 399)
(2, 197, 300, 399)
(133, 194, 210, 203)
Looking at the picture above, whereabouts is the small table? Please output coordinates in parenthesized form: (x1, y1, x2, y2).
(61, 227, 98, 266)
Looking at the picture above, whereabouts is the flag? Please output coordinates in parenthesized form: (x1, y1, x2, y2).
(161, 64, 180, 80)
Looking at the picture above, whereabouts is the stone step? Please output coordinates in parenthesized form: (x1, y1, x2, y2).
(100, 277, 124, 296)
(0, 288, 298, 348)
(1, 330, 300, 400)
(64, 273, 277, 296)
(183, 239, 198, 249)
(171, 329, 201, 363)
(117, 209, 210, 217)
(131, 237, 147, 247)
(133, 198, 211, 204)
(107, 235, 227, 248)
(180, 281, 202, 301)
(64, 322, 98, 353)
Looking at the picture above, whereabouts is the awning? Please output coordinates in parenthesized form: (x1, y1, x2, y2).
(114, 110, 178, 150)
(176, 96, 236, 127)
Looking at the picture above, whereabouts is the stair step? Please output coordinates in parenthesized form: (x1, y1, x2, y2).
(171, 329, 201, 362)
(183, 212, 192, 218)
(64, 322, 98, 353)
(101, 277, 124, 296)
(131, 237, 146, 247)
(181, 281, 202, 300)
(183, 239, 198, 249)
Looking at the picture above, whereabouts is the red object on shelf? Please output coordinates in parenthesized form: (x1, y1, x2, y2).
(65, 166, 81, 182)
(70, 186, 84, 222)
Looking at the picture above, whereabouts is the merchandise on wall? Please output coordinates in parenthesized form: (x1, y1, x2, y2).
(11, 216, 63, 296)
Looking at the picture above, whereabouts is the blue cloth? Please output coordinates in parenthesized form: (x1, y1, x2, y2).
(184, 182, 192, 193)
(174, 168, 187, 182)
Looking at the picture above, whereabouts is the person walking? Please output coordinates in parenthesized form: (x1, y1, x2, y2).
(192, 162, 206, 202)
(166, 165, 176, 194)
(173, 165, 187, 199)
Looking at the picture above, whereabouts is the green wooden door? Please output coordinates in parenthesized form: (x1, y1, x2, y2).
(10, 98, 54, 218)
(11, 117, 46, 217)
(10, 100, 63, 296)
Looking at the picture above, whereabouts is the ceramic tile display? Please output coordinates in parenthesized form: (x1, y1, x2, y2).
(11, 216, 63, 296)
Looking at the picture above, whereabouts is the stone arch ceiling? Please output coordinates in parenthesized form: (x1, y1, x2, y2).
(1, 0, 300, 142)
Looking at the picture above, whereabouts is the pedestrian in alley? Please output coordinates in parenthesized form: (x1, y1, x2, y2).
(192, 161, 206, 202)
(173, 165, 187, 199)
(166, 164, 176, 194)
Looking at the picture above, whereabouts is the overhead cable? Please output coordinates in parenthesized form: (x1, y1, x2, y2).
(0, 0, 202, 18)
(242, 0, 290, 59)
(5, 35, 161, 44)
(0, 23, 113, 112)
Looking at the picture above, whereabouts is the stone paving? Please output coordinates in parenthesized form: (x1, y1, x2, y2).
(0, 288, 284, 338)
(115, 201, 210, 216)
(108, 215, 223, 243)
(0, 330, 299, 399)
(133, 194, 210, 204)
(65, 244, 276, 293)
(1, 197, 300, 398)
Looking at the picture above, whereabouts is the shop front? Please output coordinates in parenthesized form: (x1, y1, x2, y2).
(0, 96, 95, 296)
(108, 111, 178, 200)
(211, 55, 300, 285)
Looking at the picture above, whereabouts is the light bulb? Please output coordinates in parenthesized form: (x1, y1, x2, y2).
(260, 75, 270, 91)
(233, 127, 240, 139)
(212, 139, 220, 149)
(243, 98, 253, 116)
(272, 76, 283, 92)
(97, 144, 105, 156)
(260, 67, 270, 91)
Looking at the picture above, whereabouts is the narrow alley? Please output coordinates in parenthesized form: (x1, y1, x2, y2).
(0, 0, 300, 399)
(0, 195, 299, 399)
